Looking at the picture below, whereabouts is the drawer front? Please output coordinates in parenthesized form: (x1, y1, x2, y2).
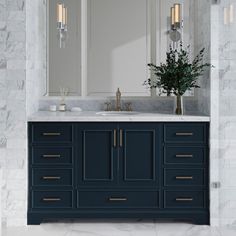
(32, 169, 73, 187)
(164, 190, 206, 209)
(32, 147, 73, 165)
(164, 147, 205, 165)
(78, 190, 159, 208)
(164, 124, 206, 143)
(32, 191, 73, 209)
(31, 123, 72, 143)
(164, 169, 205, 186)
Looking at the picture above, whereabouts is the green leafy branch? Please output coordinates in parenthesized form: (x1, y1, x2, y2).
(144, 44, 212, 96)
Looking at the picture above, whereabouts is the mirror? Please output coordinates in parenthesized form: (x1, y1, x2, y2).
(46, 0, 195, 97)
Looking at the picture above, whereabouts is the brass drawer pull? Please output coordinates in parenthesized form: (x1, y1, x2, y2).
(43, 133, 61, 136)
(176, 132, 193, 136)
(176, 198, 193, 202)
(42, 176, 61, 180)
(175, 154, 193, 158)
(119, 129, 123, 147)
(43, 154, 61, 158)
(42, 198, 61, 202)
(114, 129, 117, 147)
(175, 176, 193, 180)
(109, 197, 127, 202)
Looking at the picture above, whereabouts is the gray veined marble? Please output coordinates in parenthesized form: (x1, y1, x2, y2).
(2, 221, 236, 236)
(28, 111, 210, 122)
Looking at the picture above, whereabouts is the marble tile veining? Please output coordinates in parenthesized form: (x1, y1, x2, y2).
(2, 222, 236, 236)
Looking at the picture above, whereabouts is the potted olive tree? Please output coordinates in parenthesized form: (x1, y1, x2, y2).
(144, 44, 211, 115)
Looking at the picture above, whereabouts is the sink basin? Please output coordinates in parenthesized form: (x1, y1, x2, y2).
(96, 111, 139, 116)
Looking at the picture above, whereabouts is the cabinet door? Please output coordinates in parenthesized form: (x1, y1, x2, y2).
(77, 123, 118, 186)
(118, 123, 161, 187)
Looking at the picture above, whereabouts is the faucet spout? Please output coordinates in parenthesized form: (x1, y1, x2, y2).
(116, 88, 122, 111)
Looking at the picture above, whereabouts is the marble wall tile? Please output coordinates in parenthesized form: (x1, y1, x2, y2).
(0, 0, 27, 227)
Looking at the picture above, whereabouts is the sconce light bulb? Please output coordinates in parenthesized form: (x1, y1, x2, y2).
(174, 3, 181, 25)
(57, 3, 63, 23)
(171, 7, 175, 26)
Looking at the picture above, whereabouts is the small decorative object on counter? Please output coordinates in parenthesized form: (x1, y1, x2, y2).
(71, 107, 82, 112)
(59, 104, 66, 112)
(59, 87, 69, 112)
(144, 43, 212, 115)
(49, 105, 57, 112)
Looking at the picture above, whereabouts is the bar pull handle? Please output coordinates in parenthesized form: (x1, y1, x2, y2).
(43, 154, 61, 158)
(176, 132, 193, 136)
(108, 197, 127, 202)
(42, 198, 61, 202)
(43, 133, 61, 136)
(114, 129, 117, 147)
(175, 176, 193, 180)
(176, 198, 193, 202)
(175, 154, 193, 158)
(42, 176, 61, 180)
(119, 129, 123, 147)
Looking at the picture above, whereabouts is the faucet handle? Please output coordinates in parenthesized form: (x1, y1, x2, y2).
(125, 102, 133, 112)
(104, 102, 112, 111)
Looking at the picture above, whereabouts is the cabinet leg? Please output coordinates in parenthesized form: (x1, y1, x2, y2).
(193, 217, 209, 225)
(27, 217, 42, 225)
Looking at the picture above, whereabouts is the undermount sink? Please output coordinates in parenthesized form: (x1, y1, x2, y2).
(96, 111, 139, 116)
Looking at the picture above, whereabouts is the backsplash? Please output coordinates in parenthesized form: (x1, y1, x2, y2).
(38, 97, 199, 114)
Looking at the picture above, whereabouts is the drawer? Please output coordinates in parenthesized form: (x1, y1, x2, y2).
(31, 123, 73, 143)
(32, 147, 73, 165)
(164, 168, 205, 187)
(164, 147, 205, 165)
(32, 169, 73, 187)
(32, 190, 73, 208)
(164, 123, 206, 143)
(164, 190, 206, 209)
(78, 190, 159, 208)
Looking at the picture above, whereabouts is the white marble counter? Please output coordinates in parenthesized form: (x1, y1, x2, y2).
(28, 111, 210, 122)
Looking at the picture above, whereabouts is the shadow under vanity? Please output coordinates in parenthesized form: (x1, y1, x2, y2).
(27, 117, 209, 225)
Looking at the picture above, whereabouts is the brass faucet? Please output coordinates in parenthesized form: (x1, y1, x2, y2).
(116, 88, 122, 111)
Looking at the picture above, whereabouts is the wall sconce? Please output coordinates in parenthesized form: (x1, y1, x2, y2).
(224, 4, 234, 25)
(57, 2, 68, 48)
(170, 3, 182, 43)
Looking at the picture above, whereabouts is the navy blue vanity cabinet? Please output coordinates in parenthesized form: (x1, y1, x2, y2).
(28, 122, 75, 225)
(118, 123, 161, 187)
(163, 123, 209, 225)
(76, 123, 118, 186)
(28, 122, 209, 225)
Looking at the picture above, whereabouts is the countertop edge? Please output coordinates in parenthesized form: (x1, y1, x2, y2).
(27, 112, 210, 122)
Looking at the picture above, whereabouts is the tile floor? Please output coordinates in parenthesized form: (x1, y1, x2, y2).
(2, 220, 236, 236)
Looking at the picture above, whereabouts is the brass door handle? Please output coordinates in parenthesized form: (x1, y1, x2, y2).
(42, 176, 61, 180)
(43, 154, 61, 158)
(176, 198, 193, 202)
(108, 197, 127, 202)
(175, 154, 193, 158)
(43, 133, 61, 136)
(114, 129, 117, 147)
(42, 198, 61, 202)
(176, 132, 193, 136)
(175, 176, 193, 180)
(119, 129, 123, 147)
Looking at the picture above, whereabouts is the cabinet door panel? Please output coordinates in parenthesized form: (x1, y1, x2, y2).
(77, 123, 118, 186)
(119, 123, 161, 186)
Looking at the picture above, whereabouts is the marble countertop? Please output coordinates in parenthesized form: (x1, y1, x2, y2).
(28, 111, 210, 122)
